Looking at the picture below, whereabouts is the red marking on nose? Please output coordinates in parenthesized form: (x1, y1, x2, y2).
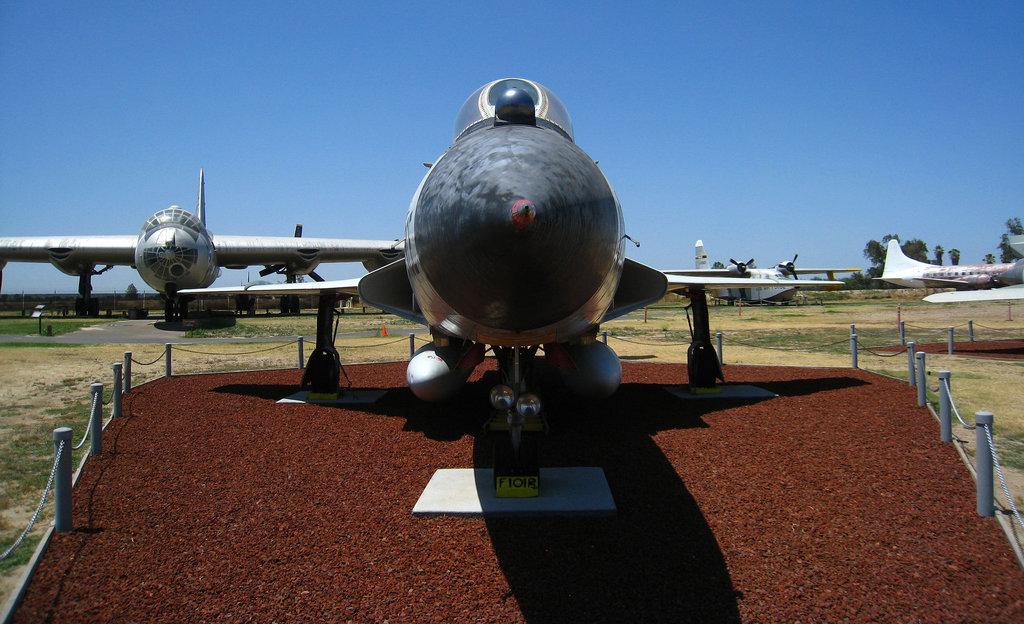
(510, 200, 536, 229)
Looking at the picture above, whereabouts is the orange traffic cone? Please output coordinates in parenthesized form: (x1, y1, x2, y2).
(381, 324, 388, 337)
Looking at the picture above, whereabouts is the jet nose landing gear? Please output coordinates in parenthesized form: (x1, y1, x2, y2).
(489, 347, 544, 497)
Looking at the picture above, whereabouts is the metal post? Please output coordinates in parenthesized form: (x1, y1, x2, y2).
(907, 342, 916, 386)
(975, 411, 994, 518)
(916, 351, 927, 406)
(165, 343, 172, 377)
(947, 326, 954, 355)
(111, 363, 122, 419)
(89, 382, 103, 456)
(298, 336, 305, 369)
(53, 427, 72, 532)
(938, 370, 951, 443)
(851, 333, 858, 369)
(716, 331, 723, 366)
(123, 351, 132, 393)
(968, 320, 974, 342)
(850, 323, 855, 337)
(601, 330, 607, 345)
(409, 333, 416, 359)
(899, 320, 906, 346)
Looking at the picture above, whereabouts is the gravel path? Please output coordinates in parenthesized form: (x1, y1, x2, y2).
(10, 361, 1024, 623)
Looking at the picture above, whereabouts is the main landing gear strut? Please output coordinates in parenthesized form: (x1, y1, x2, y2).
(300, 293, 345, 396)
(684, 288, 724, 389)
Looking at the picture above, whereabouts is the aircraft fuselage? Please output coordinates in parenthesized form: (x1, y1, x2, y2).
(405, 123, 625, 346)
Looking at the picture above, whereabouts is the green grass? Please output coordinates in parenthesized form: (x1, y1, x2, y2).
(0, 534, 42, 573)
(0, 317, 114, 336)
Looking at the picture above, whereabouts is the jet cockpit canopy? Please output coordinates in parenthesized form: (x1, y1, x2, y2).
(453, 78, 574, 143)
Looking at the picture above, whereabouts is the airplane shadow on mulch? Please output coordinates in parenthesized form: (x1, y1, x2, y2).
(469, 376, 746, 623)
(752, 375, 870, 397)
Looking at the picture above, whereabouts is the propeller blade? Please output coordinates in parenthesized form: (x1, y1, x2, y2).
(310, 271, 325, 282)
(294, 224, 303, 238)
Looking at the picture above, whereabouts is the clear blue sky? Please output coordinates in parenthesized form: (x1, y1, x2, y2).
(1, 1, 1021, 293)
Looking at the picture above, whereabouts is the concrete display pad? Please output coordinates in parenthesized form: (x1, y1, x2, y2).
(412, 467, 616, 517)
(664, 384, 778, 400)
(278, 389, 388, 404)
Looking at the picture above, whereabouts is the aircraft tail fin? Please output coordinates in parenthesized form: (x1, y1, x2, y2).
(881, 239, 930, 277)
(695, 240, 710, 269)
(196, 169, 206, 226)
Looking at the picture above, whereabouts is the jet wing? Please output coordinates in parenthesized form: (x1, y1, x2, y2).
(924, 285, 1024, 303)
(0, 235, 138, 265)
(210, 235, 403, 269)
(179, 278, 361, 297)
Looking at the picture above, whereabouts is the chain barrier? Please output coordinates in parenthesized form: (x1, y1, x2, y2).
(942, 378, 975, 431)
(904, 322, 970, 331)
(971, 323, 1021, 334)
(71, 399, 94, 451)
(856, 345, 909, 358)
(723, 336, 850, 352)
(173, 340, 298, 356)
(985, 424, 1024, 534)
(337, 337, 411, 349)
(0, 440, 64, 562)
(607, 335, 687, 347)
(131, 352, 166, 366)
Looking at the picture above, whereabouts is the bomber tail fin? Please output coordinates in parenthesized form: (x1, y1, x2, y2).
(196, 169, 206, 226)
(881, 239, 930, 278)
(695, 240, 710, 270)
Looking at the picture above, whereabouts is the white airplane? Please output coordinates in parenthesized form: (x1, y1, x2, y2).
(663, 240, 855, 303)
(880, 239, 1023, 290)
(0, 170, 403, 321)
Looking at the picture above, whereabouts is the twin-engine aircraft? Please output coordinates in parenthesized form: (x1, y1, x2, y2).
(664, 240, 856, 304)
(880, 238, 1023, 291)
(182, 78, 813, 470)
(0, 171, 403, 321)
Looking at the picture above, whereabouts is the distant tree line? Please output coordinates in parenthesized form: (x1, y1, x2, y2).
(844, 217, 1022, 290)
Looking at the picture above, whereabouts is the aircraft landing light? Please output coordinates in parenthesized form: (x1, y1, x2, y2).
(412, 468, 615, 517)
(664, 384, 778, 400)
(278, 389, 388, 405)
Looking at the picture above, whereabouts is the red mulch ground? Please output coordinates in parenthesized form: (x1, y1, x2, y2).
(11, 361, 1024, 623)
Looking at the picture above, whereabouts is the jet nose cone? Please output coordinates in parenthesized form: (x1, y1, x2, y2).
(411, 125, 623, 333)
(510, 199, 536, 230)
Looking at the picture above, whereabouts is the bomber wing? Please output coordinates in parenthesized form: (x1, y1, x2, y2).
(210, 235, 403, 271)
(0, 235, 138, 266)
(924, 285, 1024, 303)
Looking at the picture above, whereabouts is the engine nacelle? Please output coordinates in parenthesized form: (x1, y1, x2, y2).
(546, 341, 622, 399)
(133, 206, 218, 294)
(965, 274, 994, 289)
(407, 341, 485, 402)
